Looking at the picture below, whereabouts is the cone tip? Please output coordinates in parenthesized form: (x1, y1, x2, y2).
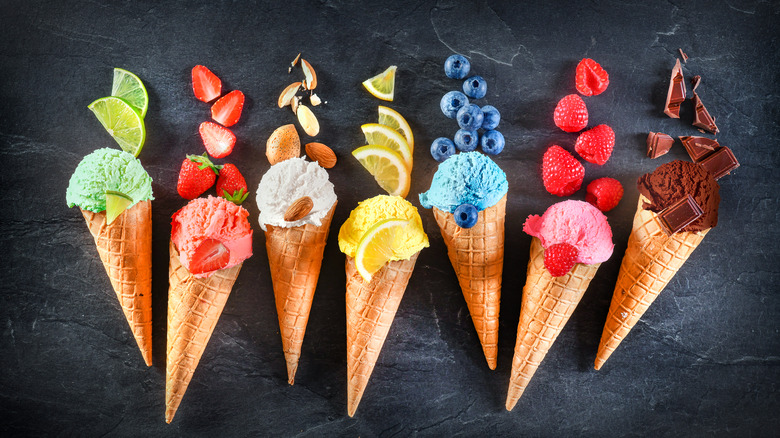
(286, 361, 298, 385)
(594, 358, 604, 370)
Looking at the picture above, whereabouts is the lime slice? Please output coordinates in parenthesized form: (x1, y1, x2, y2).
(378, 106, 414, 150)
(111, 68, 149, 118)
(88, 96, 146, 157)
(352, 145, 410, 198)
(361, 123, 412, 169)
(105, 190, 133, 224)
(362, 65, 396, 101)
(355, 218, 410, 281)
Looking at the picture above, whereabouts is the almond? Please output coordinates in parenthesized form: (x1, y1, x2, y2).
(278, 82, 302, 108)
(266, 124, 301, 165)
(301, 59, 317, 90)
(291, 95, 301, 114)
(305, 142, 337, 168)
(296, 104, 320, 137)
(284, 196, 313, 222)
(310, 93, 322, 106)
(288, 53, 301, 73)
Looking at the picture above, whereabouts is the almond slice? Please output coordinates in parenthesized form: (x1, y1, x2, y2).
(301, 59, 317, 90)
(305, 142, 337, 168)
(278, 82, 302, 108)
(291, 95, 301, 114)
(310, 93, 322, 106)
(284, 196, 313, 222)
(296, 104, 320, 137)
(288, 53, 301, 73)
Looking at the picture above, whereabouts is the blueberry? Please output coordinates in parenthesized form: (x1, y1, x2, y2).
(430, 137, 456, 162)
(481, 105, 500, 130)
(454, 203, 478, 228)
(440, 91, 469, 119)
(444, 54, 471, 79)
(453, 129, 479, 152)
(463, 75, 487, 99)
(480, 130, 505, 155)
(456, 104, 484, 131)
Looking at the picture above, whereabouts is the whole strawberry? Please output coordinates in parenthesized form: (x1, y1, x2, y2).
(177, 153, 220, 200)
(544, 243, 579, 277)
(216, 163, 248, 204)
(575, 58, 609, 96)
(575, 124, 615, 165)
(542, 145, 585, 196)
(586, 177, 624, 212)
(554, 94, 588, 132)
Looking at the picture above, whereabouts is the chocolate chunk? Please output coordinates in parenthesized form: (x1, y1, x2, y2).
(699, 146, 739, 180)
(679, 136, 719, 162)
(647, 132, 675, 159)
(657, 194, 704, 235)
(664, 59, 686, 118)
(692, 93, 719, 134)
(691, 75, 701, 92)
(679, 49, 688, 62)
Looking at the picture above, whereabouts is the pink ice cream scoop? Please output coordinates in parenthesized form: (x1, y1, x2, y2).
(171, 196, 253, 277)
(523, 200, 613, 265)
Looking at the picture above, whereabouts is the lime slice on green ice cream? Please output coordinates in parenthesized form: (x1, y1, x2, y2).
(111, 68, 149, 118)
(88, 96, 146, 157)
(105, 190, 133, 224)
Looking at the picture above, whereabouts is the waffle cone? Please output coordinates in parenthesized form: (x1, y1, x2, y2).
(165, 241, 242, 423)
(80, 200, 152, 366)
(594, 196, 709, 370)
(264, 202, 337, 385)
(432, 194, 506, 370)
(345, 252, 419, 417)
(506, 237, 601, 411)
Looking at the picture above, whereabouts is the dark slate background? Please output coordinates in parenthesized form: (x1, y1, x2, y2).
(2, 0, 779, 436)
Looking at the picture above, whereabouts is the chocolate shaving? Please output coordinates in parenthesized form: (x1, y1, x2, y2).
(679, 136, 719, 162)
(679, 49, 689, 62)
(647, 132, 675, 159)
(664, 59, 686, 118)
(691, 75, 701, 92)
(692, 93, 719, 134)
(657, 194, 704, 235)
(699, 146, 739, 180)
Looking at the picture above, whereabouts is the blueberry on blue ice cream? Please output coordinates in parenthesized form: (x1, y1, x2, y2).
(463, 75, 487, 99)
(419, 151, 508, 214)
(430, 137, 456, 162)
(454, 203, 478, 228)
(454, 129, 479, 152)
(481, 130, 505, 155)
(456, 104, 484, 131)
(440, 91, 469, 119)
(444, 54, 470, 79)
(481, 105, 500, 130)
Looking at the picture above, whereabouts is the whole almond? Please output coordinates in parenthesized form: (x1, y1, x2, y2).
(266, 124, 301, 165)
(305, 142, 337, 168)
(284, 196, 313, 222)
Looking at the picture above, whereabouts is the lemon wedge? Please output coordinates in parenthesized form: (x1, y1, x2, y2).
(352, 145, 410, 198)
(360, 123, 412, 169)
(378, 106, 414, 151)
(362, 65, 396, 101)
(355, 218, 410, 281)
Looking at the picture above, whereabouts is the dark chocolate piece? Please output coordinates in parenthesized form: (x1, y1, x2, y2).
(692, 93, 719, 134)
(664, 58, 686, 118)
(679, 136, 719, 162)
(691, 75, 701, 92)
(679, 49, 688, 62)
(657, 194, 704, 235)
(647, 132, 675, 159)
(699, 146, 739, 180)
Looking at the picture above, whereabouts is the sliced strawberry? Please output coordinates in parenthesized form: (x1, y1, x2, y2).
(211, 90, 245, 127)
(189, 238, 230, 275)
(199, 121, 236, 158)
(192, 65, 222, 103)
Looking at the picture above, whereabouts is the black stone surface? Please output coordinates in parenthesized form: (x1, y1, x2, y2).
(2, 1, 779, 436)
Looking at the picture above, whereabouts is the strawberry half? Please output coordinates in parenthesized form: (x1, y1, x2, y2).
(575, 58, 609, 96)
(192, 65, 222, 103)
(211, 90, 245, 127)
(176, 153, 221, 200)
(216, 163, 249, 205)
(200, 121, 236, 159)
(189, 238, 230, 275)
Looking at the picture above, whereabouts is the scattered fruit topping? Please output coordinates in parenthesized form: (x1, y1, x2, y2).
(105, 190, 133, 224)
(692, 93, 719, 134)
(574, 124, 615, 165)
(664, 59, 686, 119)
(305, 142, 337, 168)
(301, 59, 317, 90)
(87, 96, 146, 157)
(430, 137, 456, 162)
(647, 132, 675, 159)
(310, 94, 322, 106)
(542, 145, 585, 197)
(361, 123, 413, 169)
(454, 203, 478, 228)
(481, 105, 500, 130)
(440, 90, 470, 119)
(289, 53, 301, 73)
(216, 163, 248, 205)
(211, 90, 245, 127)
(456, 103, 484, 131)
(454, 129, 479, 152)
(575, 58, 609, 96)
(199, 121, 236, 159)
(189, 238, 230, 275)
(352, 145, 410, 198)
(355, 218, 410, 281)
(586, 177, 624, 212)
(362, 65, 397, 101)
(111, 68, 149, 118)
(553, 94, 588, 132)
(192, 65, 222, 103)
(544, 243, 579, 277)
(177, 153, 220, 200)
(444, 54, 471, 80)
(266, 124, 301, 165)
(284, 196, 314, 222)
(296, 104, 320, 136)
(480, 130, 505, 155)
(377, 106, 414, 150)
(278, 82, 302, 108)
(462, 75, 487, 99)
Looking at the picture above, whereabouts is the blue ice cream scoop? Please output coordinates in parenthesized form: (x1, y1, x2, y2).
(419, 151, 508, 213)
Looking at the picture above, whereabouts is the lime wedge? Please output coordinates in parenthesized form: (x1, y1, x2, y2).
(88, 96, 146, 157)
(111, 68, 149, 118)
(105, 190, 133, 224)
(355, 218, 410, 281)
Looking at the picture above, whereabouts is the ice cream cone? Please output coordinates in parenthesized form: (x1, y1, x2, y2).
(165, 241, 243, 423)
(432, 194, 506, 370)
(594, 196, 709, 370)
(264, 202, 337, 385)
(80, 200, 152, 366)
(505, 237, 601, 411)
(345, 252, 420, 417)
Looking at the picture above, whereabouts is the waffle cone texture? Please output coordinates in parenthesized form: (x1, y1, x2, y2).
(432, 194, 506, 370)
(595, 196, 709, 370)
(506, 237, 601, 411)
(80, 200, 152, 366)
(345, 252, 419, 417)
(265, 202, 337, 385)
(165, 241, 242, 423)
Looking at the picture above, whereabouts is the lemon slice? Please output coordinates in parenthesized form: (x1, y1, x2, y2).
(105, 190, 133, 224)
(378, 106, 414, 151)
(352, 145, 410, 198)
(355, 218, 410, 281)
(362, 65, 396, 101)
(361, 123, 412, 169)
(111, 68, 149, 118)
(88, 96, 146, 157)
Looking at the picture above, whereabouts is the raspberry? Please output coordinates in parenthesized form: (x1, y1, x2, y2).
(575, 58, 609, 96)
(575, 124, 615, 165)
(542, 145, 585, 196)
(554, 94, 588, 133)
(544, 243, 579, 277)
(586, 177, 624, 212)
